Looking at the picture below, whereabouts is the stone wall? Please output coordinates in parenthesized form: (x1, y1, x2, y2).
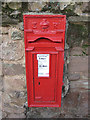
(0, 1, 89, 119)
(0, 25, 26, 118)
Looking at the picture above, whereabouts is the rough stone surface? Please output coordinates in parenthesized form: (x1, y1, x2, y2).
(2, 64, 25, 76)
(70, 80, 88, 90)
(7, 2, 22, 10)
(0, 92, 2, 108)
(0, 109, 1, 119)
(70, 47, 83, 56)
(74, 3, 89, 16)
(59, 2, 71, 10)
(18, 22, 24, 31)
(61, 91, 88, 118)
(9, 28, 22, 40)
(68, 16, 90, 22)
(3, 106, 25, 115)
(26, 107, 61, 118)
(0, 35, 2, 45)
(2, 112, 7, 118)
(2, 91, 26, 108)
(68, 73, 80, 81)
(68, 56, 88, 73)
(0, 60, 2, 76)
(2, 14, 19, 25)
(74, 5, 83, 16)
(0, 45, 2, 60)
(0, 27, 9, 34)
(0, 92, 2, 119)
(8, 113, 26, 118)
(70, 46, 88, 56)
(2, 41, 24, 61)
(0, 76, 3, 91)
(3, 76, 25, 92)
(10, 11, 21, 19)
(28, 2, 46, 12)
(2, 34, 12, 43)
(2, 90, 26, 118)
(11, 30, 22, 40)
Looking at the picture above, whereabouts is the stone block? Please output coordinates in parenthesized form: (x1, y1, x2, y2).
(11, 30, 22, 40)
(0, 111, 1, 119)
(68, 16, 90, 23)
(26, 107, 61, 118)
(8, 113, 26, 118)
(6, 90, 26, 99)
(82, 2, 89, 12)
(28, 2, 46, 12)
(70, 79, 88, 90)
(2, 41, 24, 61)
(59, 2, 71, 10)
(0, 45, 2, 59)
(68, 56, 88, 73)
(7, 2, 22, 10)
(70, 47, 83, 56)
(0, 76, 3, 91)
(2, 111, 7, 118)
(0, 60, 2, 76)
(0, 92, 2, 110)
(9, 28, 22, 40)
(0, 92, 2, 119)
(0, 27, 9, 34)
(68, 73, 80, 81)
(3, 76, 26, 91)
(2, 91, 26, 116)
(10, 11, 21, 19)
(18, 22, 24, 31)
(61, 90, 88, 118)
(2, 63, 25, 76)
(2, 106, 25, 115)
(0, 35, 2, 45)
(74, 5, 82, 16)
(2, 14, 19, 25)
(2, 35, 12, 43)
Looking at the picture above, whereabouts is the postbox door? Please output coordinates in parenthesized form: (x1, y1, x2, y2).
(33, 53, 57, 102)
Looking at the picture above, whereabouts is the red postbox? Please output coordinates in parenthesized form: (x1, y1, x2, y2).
(23, 14, 66, 107)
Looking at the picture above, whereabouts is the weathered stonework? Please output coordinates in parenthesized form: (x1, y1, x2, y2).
(3, 76, 26, 92)
(2, 41, 24, 61)
(18, 22, 24, 31)
(68, 73, 80, 81)
(2, 64, 25, 76)
(0, 27, 9, 34)
(9, 28, 22, 40)
(0, 92, 2, 119)
(0, 35, 2, 45)
(0, 60, 2, 76)
(28, 2, 46, 12)
(68, 56, 88, 73)
(0, 76, 3, 91)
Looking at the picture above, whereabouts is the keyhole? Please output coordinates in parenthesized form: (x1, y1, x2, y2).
(38, 82, 40, 85)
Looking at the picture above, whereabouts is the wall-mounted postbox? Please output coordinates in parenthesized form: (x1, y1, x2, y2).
(23, 14, 66, 107)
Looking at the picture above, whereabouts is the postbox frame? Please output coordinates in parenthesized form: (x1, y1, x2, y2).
(23, 14, 66, 107)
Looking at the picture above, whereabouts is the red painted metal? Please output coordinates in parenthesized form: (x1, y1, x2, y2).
(23, 14, 66, 107)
